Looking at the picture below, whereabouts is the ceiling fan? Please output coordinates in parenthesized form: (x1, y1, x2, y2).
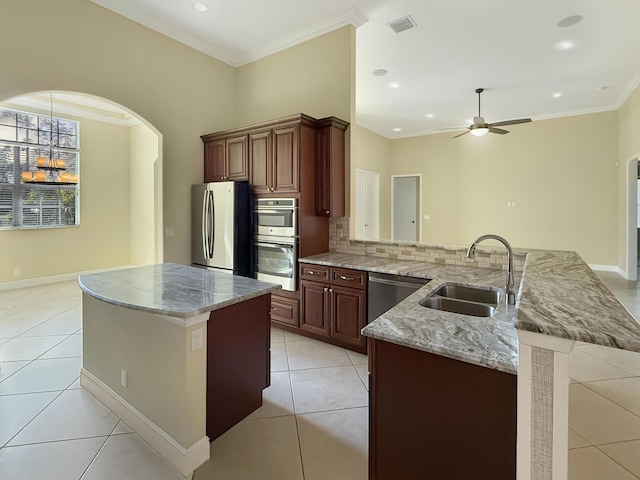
(440, 88, 532, 138)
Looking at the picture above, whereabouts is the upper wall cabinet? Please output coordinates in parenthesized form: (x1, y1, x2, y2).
(203, 134, 248, 182)
(315, 118, 349, 217)
(202, 114, 348, 214)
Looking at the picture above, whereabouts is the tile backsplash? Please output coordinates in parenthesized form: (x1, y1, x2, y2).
(329, 217, 526, 272)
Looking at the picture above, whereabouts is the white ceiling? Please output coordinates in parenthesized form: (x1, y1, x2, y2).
(90, 0, 640, 139)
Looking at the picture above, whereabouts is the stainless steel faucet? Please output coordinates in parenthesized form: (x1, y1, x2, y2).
(466, 234, 516, 305)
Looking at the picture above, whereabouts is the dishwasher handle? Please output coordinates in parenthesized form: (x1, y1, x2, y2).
(368, 276, 429, 289)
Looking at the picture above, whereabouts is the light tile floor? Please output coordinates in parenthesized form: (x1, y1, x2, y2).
(0, 273, 639, 479)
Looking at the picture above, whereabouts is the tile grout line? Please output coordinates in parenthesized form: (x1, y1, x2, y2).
(577, 379, 640, 424)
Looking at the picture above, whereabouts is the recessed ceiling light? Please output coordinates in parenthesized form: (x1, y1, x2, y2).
(557, 15, 583, 28)
(193, 2, 209, 12)
(372, 69, 388, 77)
(388, 82, 401, 89)
(555, 40, 577, 51)
(425, 114, 435, 118)
(551, 92, 563, 98)
(392, 127, 402, 132)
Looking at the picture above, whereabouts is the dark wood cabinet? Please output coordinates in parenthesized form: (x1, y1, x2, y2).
(272, 125, 299, 193)
(207, 294, 270, 442)
(249, 131, 271, 194)
(203, 135, 248, 182)
(330, 285, 366, 349)
(300, 280, 330, 336)
(368, 339, 517, 480)
(226, 135, 249, 180)
(270, 293, 299, 327)
(315, 118, 349, 217)
(299, 263, 367, 353)
(204, 139, 225, 182)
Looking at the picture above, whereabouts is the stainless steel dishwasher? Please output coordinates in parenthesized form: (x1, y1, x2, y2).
(367, 272, 430, 323)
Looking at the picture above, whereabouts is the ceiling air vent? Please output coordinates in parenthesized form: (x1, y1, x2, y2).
(387, 15, 417, 34)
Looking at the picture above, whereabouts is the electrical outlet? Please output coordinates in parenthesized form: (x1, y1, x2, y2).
(121, 368, 127, 388)
(14, 268, 20, 276)
(165, 226, 175, 237)
(192, 328, 203, 351)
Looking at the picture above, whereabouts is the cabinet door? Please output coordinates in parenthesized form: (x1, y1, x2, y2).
(272, 126, 299, 193)
(330, 285, 366, 349)
(249, 131, 272, 194)
(314, 125, 331, 215)
(300, 280, 330, 337)
(226, 135, 249, 181)
(204, 139, 225, 182)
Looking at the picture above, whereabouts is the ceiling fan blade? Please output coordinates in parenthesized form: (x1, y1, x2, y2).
(488, 127, 509, 135)
(488, 118, 532, 127)
(453, 130, 470, 138)
(434, 126, 468, 131)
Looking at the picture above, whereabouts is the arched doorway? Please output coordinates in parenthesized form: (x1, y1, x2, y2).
(0, 91, 163, 284)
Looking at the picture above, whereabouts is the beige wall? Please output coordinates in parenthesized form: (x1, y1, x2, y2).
(129, 123, 159, 266)
(350, 124, 392, 239)
(0, 0, 238, 276)
(82, 294, 207, 448)
(360, 111, 619, 265)
(236, 26, 353, 126)
(617, 85, 640, 270)
(0, 113, 131, 282)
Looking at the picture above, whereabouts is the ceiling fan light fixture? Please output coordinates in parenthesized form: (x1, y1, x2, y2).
(470, 127, 489, 137)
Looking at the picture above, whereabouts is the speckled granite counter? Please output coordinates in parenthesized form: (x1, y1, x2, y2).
(78, 262, 281, 321)
(299, 250, 640, 375)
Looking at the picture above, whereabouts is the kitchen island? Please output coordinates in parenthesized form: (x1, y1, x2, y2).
(78, 263, 280, 479)
(300, 248, 640, 480)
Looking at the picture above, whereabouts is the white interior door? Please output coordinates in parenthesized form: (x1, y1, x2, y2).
(393, 176, 419, 242)
(355, 169, 379, 240)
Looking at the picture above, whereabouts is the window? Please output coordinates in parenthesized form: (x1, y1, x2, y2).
(0, 108, 79, 229)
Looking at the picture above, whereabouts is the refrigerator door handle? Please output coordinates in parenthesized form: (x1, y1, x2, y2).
(208, 190, 215, 258)
(201, 190, 208, 260)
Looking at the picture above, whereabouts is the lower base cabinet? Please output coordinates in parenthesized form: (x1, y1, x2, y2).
(369, 338, 517, 480)
(298, 263, 367, 354)
(270, 293, 299, 327)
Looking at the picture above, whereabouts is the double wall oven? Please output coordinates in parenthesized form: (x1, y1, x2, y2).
(252, 198, 297, 291)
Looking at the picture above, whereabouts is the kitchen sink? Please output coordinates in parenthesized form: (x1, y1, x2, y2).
(420, 283, 503, 317)
(433, 284, 503, 305)
(420, 296, 496, 317)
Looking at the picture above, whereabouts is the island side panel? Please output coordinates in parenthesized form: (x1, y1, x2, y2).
(369, 339, 517, 480)
(81, 293, 207, 449)
(207, 293, 271, 441)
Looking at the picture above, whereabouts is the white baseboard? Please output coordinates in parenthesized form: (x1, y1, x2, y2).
(80, 369, 210, 478)
(588, 264, 625, 276)
(0, 265, 135, 291)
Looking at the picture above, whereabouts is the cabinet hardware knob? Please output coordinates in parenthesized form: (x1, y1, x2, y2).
(329, 288, 333, 293)
(326, 210, 330, 214)
(340, 276, 354, 281)
(271, 307, 277, 311)
(324, 287, 328, 292)
(308, 271, 314, 275)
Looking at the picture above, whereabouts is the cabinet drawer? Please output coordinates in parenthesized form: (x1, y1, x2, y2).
(331, 268, 367, 290)
(271, 295, 299, 327)
(299, 263, 330, 282)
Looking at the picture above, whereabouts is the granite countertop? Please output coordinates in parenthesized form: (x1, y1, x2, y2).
(78, 263, 281, 320)
(299, 251, 640, 375)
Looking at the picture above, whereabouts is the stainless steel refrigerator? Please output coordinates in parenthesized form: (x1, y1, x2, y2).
(191, 181, 251, 276)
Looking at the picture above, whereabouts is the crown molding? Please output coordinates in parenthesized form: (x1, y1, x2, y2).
(90, 1, 366, 67)
(615, 69, 640, 110)
(234, 7, 367, 66)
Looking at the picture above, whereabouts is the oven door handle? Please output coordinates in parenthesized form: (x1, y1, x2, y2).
(254, 209, 294, 214)
(255, 242, 295, 249)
